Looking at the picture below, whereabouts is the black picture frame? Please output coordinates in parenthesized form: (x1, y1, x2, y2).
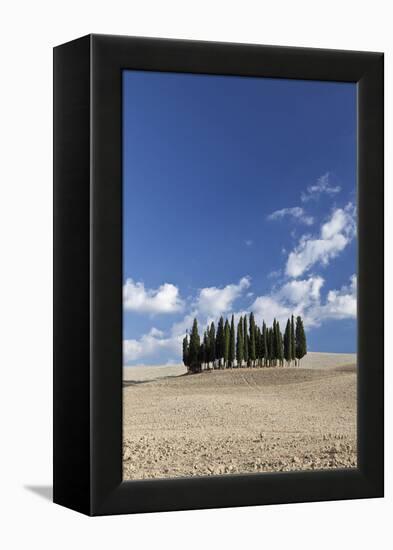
(53, 34, 384, 516)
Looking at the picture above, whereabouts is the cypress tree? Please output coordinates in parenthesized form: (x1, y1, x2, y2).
(262, 322, 268, 366)
(216, 316, 225, 368)
(266, 327, 270, 366)
(209, 322, 216, 369)
(290, 314, 296, 366)
(272, 320, 276, 365)
(295, 316, 307, 366)
(259, 326, 264, 366)
(269, 327, 275, 366)
(255, 326, 260, 366)
(182, 334, 189, 371)
(188, 318, 201, 373)
(203, 331, 209, 370)
(258, 326, 263, 366)
(272, 319, 277, 366)
(204, 326, 210, 369)
(275, 320, 284, 366)
(224, 319, 230, 368)
(229, 314, 235, 367)
(249, 312, 256, 367)
(243, 314, 249, 367)
(199, 339, 205, 369)
(236, 316, 244, 367)
(284, 319, 291, 367)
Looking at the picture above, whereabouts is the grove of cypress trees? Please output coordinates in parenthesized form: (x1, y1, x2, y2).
(243, 314, 249, 367)
(236, 316, 244, 367)
(295, 315, 307, 366)
(229, 314, 236, 367)
(184, 314, 307, 374)
(290, 314, 296, 366)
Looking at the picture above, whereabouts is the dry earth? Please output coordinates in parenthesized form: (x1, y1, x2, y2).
(123, 352, 357, 480)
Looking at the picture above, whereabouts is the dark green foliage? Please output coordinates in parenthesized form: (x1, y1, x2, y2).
(284, 319, 291, 365)
(183, 314, 307, 373)
(275, 320, 284, 366)
(188, 318, 201, 372)
(269, 328, 275, 366)
(265, 328, 269, 364)
(203, 331, 209, 366)
(199, 340, 205, 365)
(216, 316, 225, 367)
(258, 325, 264, 366)
(262, 322, 268, 366)
(272, 319, 277, 365)
(209, 322, 216, 367)
(236, 316, 244, 367)
(243, 315, 249, 365)
(224, 319, 230, 368)
(182, 334, 189, 368)
(290, 315, 296, 366)
(295, 315, 307, 365)
(255, 326, 260, 366)
(229, 314, 236, 367)
(249, 312, 256, 366)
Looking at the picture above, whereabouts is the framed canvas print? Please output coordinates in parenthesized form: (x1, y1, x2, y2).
(53, 34, 384, 516)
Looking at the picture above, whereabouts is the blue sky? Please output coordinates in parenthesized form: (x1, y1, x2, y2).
(123, 70, 357, 365)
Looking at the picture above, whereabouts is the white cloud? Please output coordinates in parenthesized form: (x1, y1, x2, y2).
(251, 275, 323, 327)
(250, 275, 356, 329)
(320, 206, 354, 239)
(195, 276, 251, 317)
(123, 327, 182, 364)
(277, 276, 324, 305)
(286, 203, 356, 278)
(251, 295, 292, 327)
(170, 313, 195, 338)
(301, 173, 341, 202)
(123, 278, 184, 314)
(286, 234, 347, 278)
(267, 206, 314, 226)
(245, 239, 253, 247)
(123, 339, 143, 363)
(321, 274, 357, 320)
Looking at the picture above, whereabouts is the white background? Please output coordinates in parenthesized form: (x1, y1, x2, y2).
(0, 1, 390, 548)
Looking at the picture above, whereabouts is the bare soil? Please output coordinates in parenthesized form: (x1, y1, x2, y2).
(123, 353, 357, 480)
